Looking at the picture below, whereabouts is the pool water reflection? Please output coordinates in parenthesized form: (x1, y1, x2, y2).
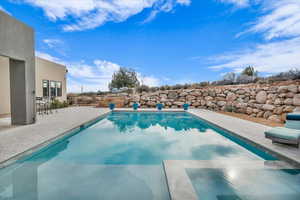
(0, 112, 274, 200)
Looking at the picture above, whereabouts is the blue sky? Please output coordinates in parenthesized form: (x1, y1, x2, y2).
(1, 0, 300, 92)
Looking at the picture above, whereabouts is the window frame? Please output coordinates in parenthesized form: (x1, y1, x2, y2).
(42, 80, 49, 97)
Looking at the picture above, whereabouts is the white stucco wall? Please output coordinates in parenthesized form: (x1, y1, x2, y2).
(35, 57, 67, 102)
(0, 56, 11, 115)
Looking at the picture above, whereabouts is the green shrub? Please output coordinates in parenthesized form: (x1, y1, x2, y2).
(51, 100, 68, 109)
(224, 105, 236, 112)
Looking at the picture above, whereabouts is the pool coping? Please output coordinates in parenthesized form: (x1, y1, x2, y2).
(0, 110, 111, 169)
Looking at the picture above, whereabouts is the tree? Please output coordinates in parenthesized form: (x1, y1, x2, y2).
(109, 67, 140, 90)
(241, 66, 258, 77)
(223, 72, 236, 82)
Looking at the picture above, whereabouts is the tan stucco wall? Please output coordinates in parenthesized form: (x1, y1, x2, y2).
(0, 56, 67, 115)
(0, 56, 11, 115)
(35, 57, 67, 102)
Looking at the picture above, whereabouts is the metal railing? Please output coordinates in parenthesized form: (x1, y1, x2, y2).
(36, 97, 58, 115)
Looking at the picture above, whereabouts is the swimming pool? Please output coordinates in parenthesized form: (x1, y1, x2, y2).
(0, 112, 277, 199)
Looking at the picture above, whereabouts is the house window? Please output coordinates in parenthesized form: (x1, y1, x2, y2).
(50, 81, 56, 97)
(42, 80, 49, 97)
(56, 81, 62, 97)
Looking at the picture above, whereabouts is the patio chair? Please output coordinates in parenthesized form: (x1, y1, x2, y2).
(265, 113, 300, 148)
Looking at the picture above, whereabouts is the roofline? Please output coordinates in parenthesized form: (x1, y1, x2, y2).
(35, 56, 67, 69)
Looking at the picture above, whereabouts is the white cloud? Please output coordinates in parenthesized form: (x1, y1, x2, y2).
(142, 0, 190, 23)
(248, 0, 300, 40)
(67, 60, 162, 92)
(16, 0, 191, 31)
(218, 0, 250, 8)
(209, 0, 300, 74)
(33, 55, 161, 92)
(209, 37, 300, 73)
(43, 39, 63, 48)
(67, 59, 121, 92)
(0, 5, 11, 15)
(137, 73, 160, 87)
(35, 51, 65, 65)
(176, 0, 191, 5)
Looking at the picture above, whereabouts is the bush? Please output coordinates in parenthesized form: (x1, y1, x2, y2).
(51, 100, 68, 109)
(236, 74, 256, 84)
(224, 105, 236, 112)
(268, 69, 300, 81)
(172, 84, 184, 90)
(137, 85, 150, 93)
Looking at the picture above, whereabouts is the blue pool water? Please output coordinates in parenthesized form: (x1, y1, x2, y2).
(0, 112, 276, 199)
(187, 168, 300, 200)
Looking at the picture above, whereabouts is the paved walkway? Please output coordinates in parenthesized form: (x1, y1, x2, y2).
(0, 107, 110, 166)
(188, 109, 300, 166)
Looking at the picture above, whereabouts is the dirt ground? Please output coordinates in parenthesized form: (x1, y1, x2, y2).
(218, 111, 284, 127)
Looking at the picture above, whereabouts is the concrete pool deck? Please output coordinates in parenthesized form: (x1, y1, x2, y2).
(0, 107, 110, 167)
(0, 107, 299, 168)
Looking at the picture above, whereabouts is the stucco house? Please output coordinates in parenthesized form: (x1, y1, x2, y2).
(0, 56, 67, 116)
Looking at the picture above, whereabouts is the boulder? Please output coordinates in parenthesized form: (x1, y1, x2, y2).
(192, 102, 200, 107)
(293, 94, 300, 106)
(257, 111, 264, 118)
(286, 92, 295, 98)
(207, 101, 216, 107)
(205, 96, 214, 101)
(236, 90, 246, 95)
(278, 86, 288, 93)
(262, 104, 275, 111)
(253, 109, 260, 113)
(246, 107, 253, 115)
(256, 91, 267, 104)
(263, 111, 273, 119)
(274, 98, 282, 105)
(190, 91, 201, 97)
(273, 107, 283, 115)
(168, 92, 178, 99)
(226, 92, 237, 101)
(179, 92, 188, 97)
(283, 106, 295, 113)
(268, 115, 282, 123)
(294, 107, 300, 113)
(217, 101, 226, 107)
(160, 94, 168, 99)
(284, 98, 293, 105)
(174, 101, 184, 106)
(287, 85, 298, 93)
(186, 95, 196, 100)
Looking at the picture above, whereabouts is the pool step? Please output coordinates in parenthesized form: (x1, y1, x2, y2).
(163, 160, 198, 200)
(163, 160, 296, 200)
